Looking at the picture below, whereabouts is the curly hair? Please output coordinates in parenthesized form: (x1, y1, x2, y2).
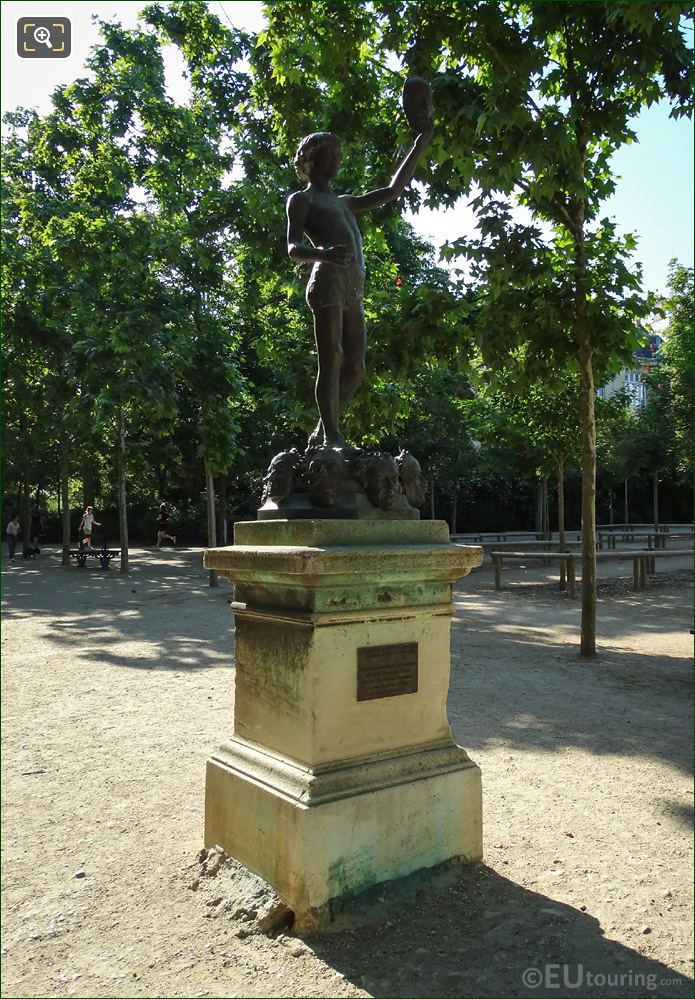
(293, 132, 340, 181)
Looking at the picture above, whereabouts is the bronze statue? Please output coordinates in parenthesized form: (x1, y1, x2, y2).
(358, 452, 401, 511)
(287, 102, 433, 449)
(397, 450, 427, 507)
(258, 80, 434, 521)
(262, 448, 301, 504)
(306, 446, 349, 507)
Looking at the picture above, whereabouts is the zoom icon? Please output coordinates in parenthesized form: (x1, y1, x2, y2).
(17, 17, 71, 58)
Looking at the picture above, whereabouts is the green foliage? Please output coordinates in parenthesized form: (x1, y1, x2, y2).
(595, 390, 641, 488)
(659, 261, 694, 474)
(2, 1, 691, 553)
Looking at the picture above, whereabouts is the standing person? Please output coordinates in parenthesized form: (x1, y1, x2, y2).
(78, 506, 100, 547)
(286, 124, 432, 447)
(155, 503, 176, 547)
(5, 514, 21, 563)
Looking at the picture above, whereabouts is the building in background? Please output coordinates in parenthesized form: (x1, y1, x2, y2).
(598, 310, 668, 407)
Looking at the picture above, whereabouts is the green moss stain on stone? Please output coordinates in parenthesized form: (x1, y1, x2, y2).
(328, 854, 378, 900)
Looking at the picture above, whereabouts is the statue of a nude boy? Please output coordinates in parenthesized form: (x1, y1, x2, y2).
(287, 127, 432, 448)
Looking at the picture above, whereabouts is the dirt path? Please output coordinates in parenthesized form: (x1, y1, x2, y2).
(1, 545, 692, 998)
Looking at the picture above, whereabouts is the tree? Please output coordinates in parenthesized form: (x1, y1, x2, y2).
(387, 365, 479, 527)
(488, 374, 580, 581)
(660, 261, 693, 477)
(632, 369, 680, 529)
(3, 6, 252, 562)
(1, 108, 85, 564)
(595, 390, 640, 524)
(257, 0, 693, 654)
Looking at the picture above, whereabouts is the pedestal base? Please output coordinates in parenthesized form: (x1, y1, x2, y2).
(203, 520, 483, 925)
(205, 737, 482, 920)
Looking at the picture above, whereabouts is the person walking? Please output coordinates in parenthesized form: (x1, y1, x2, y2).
(6, 514, 21, 562)
(78, 506, 101, 547)
(155, 503, 176, 547)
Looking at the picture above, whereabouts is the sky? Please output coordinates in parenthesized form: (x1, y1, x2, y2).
(2, 0, 693, 296)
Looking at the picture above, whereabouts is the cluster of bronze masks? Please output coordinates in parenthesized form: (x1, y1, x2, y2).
(261, 446, 427, 512)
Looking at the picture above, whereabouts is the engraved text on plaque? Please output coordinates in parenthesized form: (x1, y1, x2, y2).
(356, 643, 418, 701)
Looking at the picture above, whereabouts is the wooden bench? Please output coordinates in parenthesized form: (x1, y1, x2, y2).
(70, 544, 120, 569)
(480, 540, 556, 558)
(452, 532, 545, 544)
(599, 531, 693, 551)
(598, 530, 653, 548)
(594, 550, 647, 589)
(647, 532, 693, 550)
(632, 549, 694, 590)
(591, 550, 692, 590)
(491, 551, 577, 597)
(492, 549, 693, 595)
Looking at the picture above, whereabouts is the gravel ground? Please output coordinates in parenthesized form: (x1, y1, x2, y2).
(1, 543, 692, 998)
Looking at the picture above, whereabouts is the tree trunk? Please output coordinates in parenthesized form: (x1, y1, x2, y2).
(61, 429, 71, 565)
(117, 408, 129, 573)
(450, 481, 459, 535)
(429, 477, 436, 521)
(652, 470, 659, 531)
(82, 458, 96, 508)
(577, 265, 597, 657)
(217, 477, 228, 546)
(608, 488, 614, 525)
(536, 476, 550, 537)
(557, 459, 566, 588)
(536, 476, 550, 536)
(21, 466, 31, 559)
(624, 477, 629, 524)
(205, 461, 218, 587)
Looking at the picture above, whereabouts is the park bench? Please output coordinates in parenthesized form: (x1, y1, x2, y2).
(595, 549, 693, 589)
(598, 530, 646, 548)
(483, 538, 592, 568)
(630, 548, 694, 590)
(480, 539, 556, 554)
(599, 531, 694, 551)
(479, 539, 577, 568)
(491, 548, 693, 596)
(646, 532, 694, 549)
(452, 531, 546, 544)
(70, 542, 120, 569)
(491, 551, 577, 598)
(597, 523, 672, 532)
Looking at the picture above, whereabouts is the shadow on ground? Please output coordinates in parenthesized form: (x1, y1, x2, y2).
(300, 863, 692, 997)
(449, 580, 693, 777)
(1, 546, 235, 672)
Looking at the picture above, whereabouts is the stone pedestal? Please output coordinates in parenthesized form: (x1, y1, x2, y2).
(203, 520, 483, 925)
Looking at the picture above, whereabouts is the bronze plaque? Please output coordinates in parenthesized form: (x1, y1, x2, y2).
(357, 643, 418, 701)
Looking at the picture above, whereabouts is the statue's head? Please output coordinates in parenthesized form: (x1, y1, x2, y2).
(364, 452, 400, 510)
(293, 132, 341, 182)
(396, 450, 427, 507)
(307, 446, 348, 507)
(262, 449, 300, 504)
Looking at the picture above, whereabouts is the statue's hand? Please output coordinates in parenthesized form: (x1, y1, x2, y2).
(322, 244, 353, 264)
